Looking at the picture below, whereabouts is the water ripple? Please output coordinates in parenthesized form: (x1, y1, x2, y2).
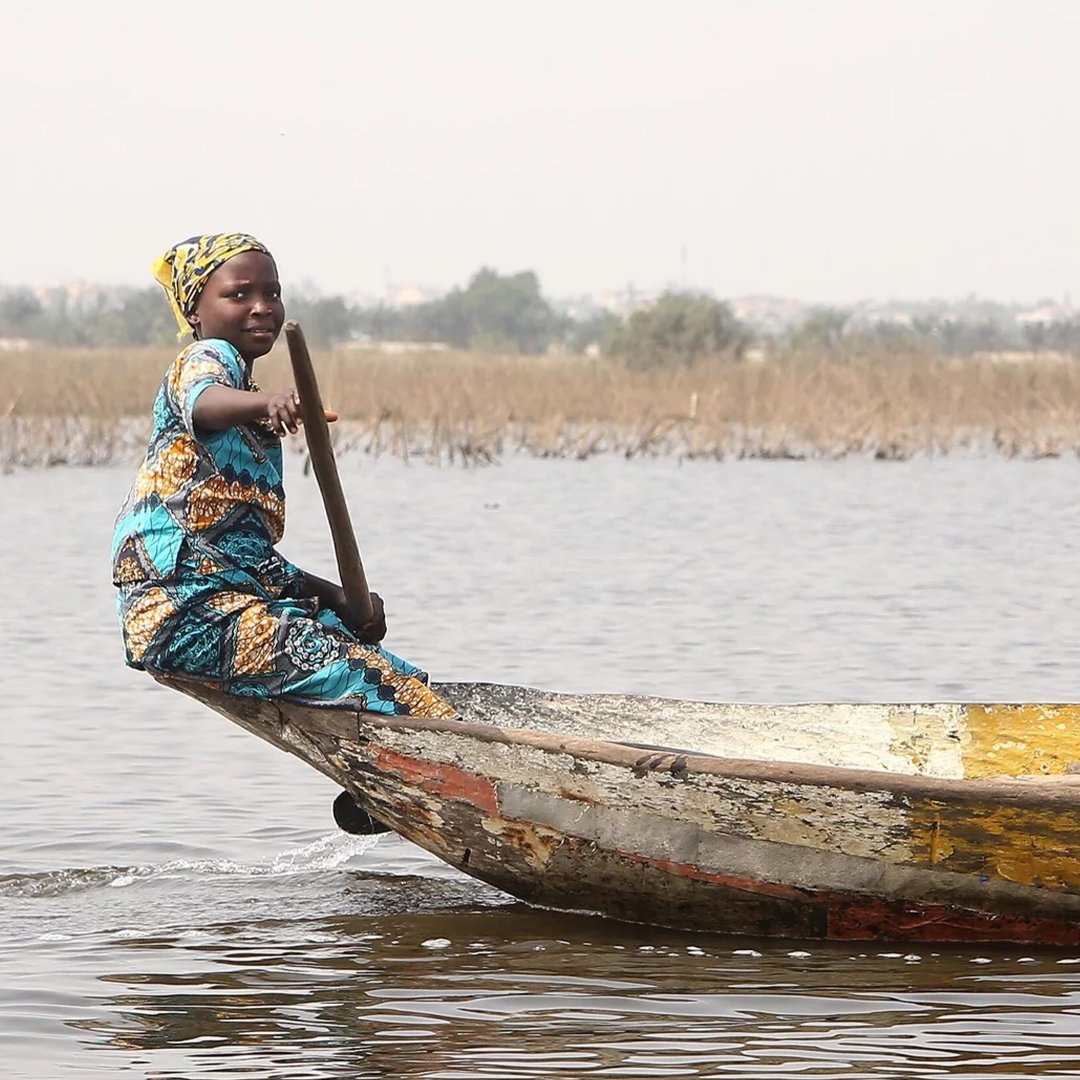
(0, 833, 385, 899)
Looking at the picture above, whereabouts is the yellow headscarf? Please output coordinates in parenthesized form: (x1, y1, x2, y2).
(153, 232, 271, 339)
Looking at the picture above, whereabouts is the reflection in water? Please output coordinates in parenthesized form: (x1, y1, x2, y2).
(73, 907, 1080, 1079)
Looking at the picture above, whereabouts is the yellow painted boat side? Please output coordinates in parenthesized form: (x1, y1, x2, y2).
(908, 796, 1080, 891)
(954, 703, 1080, 778)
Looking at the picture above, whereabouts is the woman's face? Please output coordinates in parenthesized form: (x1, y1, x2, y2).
(191, 250, 285, 361)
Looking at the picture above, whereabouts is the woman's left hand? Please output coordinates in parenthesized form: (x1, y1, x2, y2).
(352, 592, 387, 644)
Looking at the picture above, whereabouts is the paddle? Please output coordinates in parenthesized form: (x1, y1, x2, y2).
(285, 320, 375, 626)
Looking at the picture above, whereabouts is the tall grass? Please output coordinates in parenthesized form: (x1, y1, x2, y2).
(3, 344, 1080, 468)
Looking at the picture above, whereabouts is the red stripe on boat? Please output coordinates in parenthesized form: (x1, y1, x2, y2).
(371, 747, 500, 816)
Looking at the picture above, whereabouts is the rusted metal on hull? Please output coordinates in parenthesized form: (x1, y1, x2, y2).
(156, 676, 1080, 944)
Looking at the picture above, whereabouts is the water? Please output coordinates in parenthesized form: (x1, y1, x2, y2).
(4, 454, 1080, 1078)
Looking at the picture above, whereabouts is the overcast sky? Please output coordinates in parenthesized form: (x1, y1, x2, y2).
(4, 0, 1078, 303)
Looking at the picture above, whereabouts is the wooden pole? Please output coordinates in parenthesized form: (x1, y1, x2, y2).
(285, 320, 374, 626)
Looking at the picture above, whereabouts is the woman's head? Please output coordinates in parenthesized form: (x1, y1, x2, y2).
(154, 233, 285, 361)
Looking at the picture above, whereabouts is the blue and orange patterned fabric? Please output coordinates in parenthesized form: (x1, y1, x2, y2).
(112, 338, 293, 589)
(112, 339, 456, 718)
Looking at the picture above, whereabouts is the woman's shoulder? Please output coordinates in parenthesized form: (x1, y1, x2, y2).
(173, 337, 243, 367)
(168, 338, 246, 389)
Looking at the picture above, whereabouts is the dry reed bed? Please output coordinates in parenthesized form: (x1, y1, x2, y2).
(3, 346, 1080, 468)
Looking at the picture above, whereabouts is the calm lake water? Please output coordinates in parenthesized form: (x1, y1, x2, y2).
(4, 453, 1080, 1078)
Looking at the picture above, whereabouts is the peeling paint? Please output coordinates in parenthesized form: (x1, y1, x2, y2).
(158, 675, 1080, 944)
(963, 704, 1080, 778)
(480, 816, 562, 870)
(370, 745, 500, 817)
(911, 797, 1080, 890)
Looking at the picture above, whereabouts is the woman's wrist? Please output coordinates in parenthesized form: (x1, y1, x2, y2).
(327, 584, 349, 619)
(300, 573, 347, 616)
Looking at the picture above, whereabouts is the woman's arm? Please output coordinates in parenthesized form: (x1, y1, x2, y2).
(299, 570, 387, 643)
(193, 385, 303, 435)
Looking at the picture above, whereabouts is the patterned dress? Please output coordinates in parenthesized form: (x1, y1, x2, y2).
(111, 339, 456, 718)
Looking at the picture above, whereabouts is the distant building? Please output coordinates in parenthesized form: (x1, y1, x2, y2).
(730, 295, 815, 335)
(597, 286, 658, 316)
(550, 294, 603, 321)
(337, 339, 449, 355)
(382, 284, 440, 309)
(1016, 303, 1077, 326)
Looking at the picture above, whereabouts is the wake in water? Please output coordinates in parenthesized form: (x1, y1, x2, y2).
(0, 831, 383, 898)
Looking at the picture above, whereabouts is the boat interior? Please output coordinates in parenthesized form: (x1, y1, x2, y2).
(434, 682, 1080, 782)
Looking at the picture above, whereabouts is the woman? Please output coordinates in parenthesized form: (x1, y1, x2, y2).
(111, 232, 456, 722)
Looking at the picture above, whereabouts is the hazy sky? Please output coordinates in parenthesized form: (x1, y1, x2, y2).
(5, 0, 1079, 303)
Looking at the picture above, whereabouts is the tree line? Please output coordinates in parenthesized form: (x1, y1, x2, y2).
(2, 267, 1078, 365)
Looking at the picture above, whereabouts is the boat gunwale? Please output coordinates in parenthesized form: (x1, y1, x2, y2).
(350, 709, 1080, 808)
(157, 677, 1080, 810)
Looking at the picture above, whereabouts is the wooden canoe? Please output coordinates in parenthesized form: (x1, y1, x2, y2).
(159, 676, 1080, 945)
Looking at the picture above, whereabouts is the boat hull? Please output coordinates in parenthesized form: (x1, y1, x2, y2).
(158, 678, 1080, 944)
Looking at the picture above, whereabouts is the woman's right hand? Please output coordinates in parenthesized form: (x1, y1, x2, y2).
(265, 389, 303, 436)
(265, 389, 338, 435)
